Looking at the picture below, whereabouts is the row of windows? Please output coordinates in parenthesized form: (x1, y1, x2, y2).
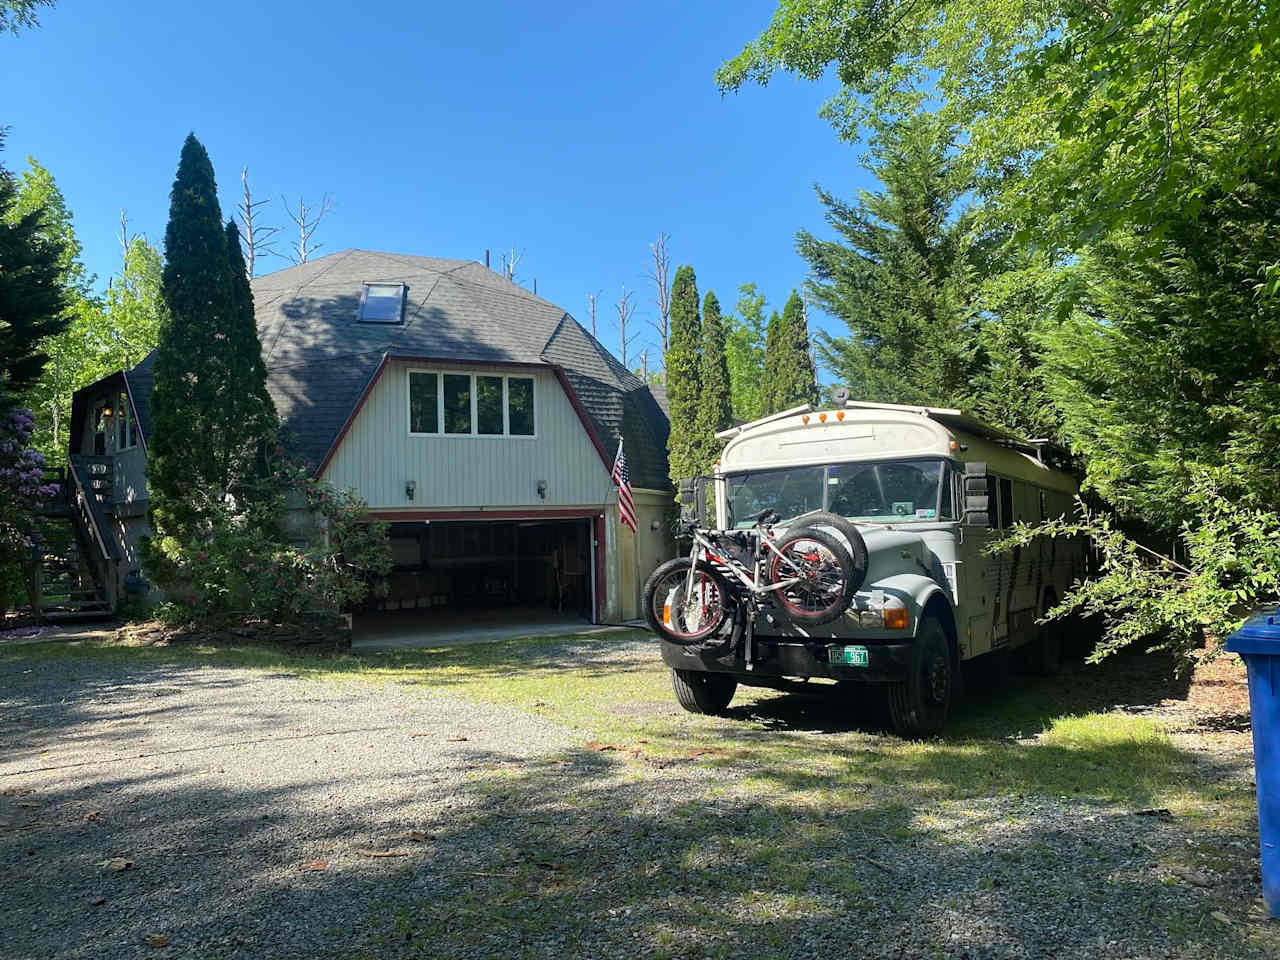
(984, 475, 1073, 529)
(408, 371, 535, 437)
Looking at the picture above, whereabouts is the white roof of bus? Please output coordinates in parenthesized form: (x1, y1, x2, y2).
(715, 401, 1078, 494)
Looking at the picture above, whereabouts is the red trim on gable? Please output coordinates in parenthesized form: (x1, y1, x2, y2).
(549, 364, 613, 473)
(314, 353, 390, 477)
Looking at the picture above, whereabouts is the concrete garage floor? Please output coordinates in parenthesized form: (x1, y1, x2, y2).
(352, 605, 628, 650)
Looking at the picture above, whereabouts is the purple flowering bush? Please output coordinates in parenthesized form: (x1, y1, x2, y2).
(1, 409, 60, 612)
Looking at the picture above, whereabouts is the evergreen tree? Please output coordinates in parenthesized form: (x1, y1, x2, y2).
(0, 139, 69, 407)
(798, 114, 984, 406)
(223, 218, 278, 485)
(724, 284, 767, 422)
(771, 291, 819, 411)
(695, 291, 732, 470)
(759, 309, 781, 415)
(149, 134, 277, 541)
(664, 264, 702, 488)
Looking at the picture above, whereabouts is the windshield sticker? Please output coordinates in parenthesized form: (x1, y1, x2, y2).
(891, 501, 914, 517)
(915, 508, 937, 519)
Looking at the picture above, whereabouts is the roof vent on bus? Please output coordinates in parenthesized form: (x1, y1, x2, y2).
(832, 386, 851, 406)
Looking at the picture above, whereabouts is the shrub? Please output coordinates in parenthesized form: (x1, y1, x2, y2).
(142, 456, 391, 626)
(0, 408, 59, 613)
(996, 467, 1280, 668)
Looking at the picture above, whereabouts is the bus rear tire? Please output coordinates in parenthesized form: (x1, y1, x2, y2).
(670, 669, 737, 715)
(887, 616, 953, 738)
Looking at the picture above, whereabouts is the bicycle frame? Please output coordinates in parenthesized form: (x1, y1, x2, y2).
(681, 526, 805, 604)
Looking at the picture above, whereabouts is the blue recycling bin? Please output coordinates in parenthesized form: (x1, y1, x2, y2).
(1224, 609, 1280, 918)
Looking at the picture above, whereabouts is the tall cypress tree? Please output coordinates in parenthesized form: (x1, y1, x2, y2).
(149, 134, 267, 540)
(223, 219, 278, 496)
(664, 265, 702, 489)
(695, 290, 732, 471)
(772, 291, 819, 411)
(759, 309, 782, 415)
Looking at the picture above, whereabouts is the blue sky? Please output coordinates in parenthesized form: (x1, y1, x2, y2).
(1, 1, 873, 371)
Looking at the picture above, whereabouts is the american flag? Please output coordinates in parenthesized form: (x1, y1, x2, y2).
(612, 439, 637, 532)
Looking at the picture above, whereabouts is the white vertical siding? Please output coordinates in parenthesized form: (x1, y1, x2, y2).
(322, 361, 614, 509)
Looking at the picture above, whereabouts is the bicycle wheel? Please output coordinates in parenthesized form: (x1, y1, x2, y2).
(642, 558, 733, 645)
(767, 526, 857, 625)
(791, 510, 869, 593)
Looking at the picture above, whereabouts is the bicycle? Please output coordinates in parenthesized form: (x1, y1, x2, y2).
(642, 509, 864, 646)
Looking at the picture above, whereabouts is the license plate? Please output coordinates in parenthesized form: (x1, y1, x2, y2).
(828, 645, 869, 667)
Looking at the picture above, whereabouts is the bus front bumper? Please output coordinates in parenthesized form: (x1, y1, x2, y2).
(658, 636, 915, 685)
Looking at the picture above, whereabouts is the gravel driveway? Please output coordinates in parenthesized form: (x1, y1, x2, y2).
(3, 639, 1277, 960)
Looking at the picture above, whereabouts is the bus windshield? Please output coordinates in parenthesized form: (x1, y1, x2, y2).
(725, 459, 951, 527)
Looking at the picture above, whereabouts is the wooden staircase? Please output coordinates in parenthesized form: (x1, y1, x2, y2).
(35, 458, 119, 623)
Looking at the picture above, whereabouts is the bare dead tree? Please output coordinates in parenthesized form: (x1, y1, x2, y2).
(646, 232, 671, 353)
(282, 192, 334, 265)
(236, 168, 279, 276)
(586, 290, 601, 338)
(500, 244, 524, 283)
(641, 350, 648, 383)
(616, 284, 639, 368)
(117, 209, 131, 258)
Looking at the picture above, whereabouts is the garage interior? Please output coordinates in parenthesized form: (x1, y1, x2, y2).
(353, 518, 596, 646)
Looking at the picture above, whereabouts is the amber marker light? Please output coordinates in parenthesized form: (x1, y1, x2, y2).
(802, 415, 810, 424)
(819, 412, 828, 422)
(883, 608, 909, 630)
(837, 411, 845, 421)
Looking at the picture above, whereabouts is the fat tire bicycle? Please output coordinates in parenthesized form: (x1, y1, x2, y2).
(642, 509, 866, 646)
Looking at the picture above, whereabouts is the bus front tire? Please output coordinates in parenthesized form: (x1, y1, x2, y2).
(670, 668, 737, 715)
(887, 616, 953, 738)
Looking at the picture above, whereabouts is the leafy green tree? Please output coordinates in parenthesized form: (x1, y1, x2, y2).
(724, 284, 767, 421)
(0, 143, 69, 411)
(799, 113, 982, 407)
(1040, 168, 1280, 533)
(770, 291, 819, 411)
(664, 264, 702, 487)
(759, 309, 782, 415)
(148, 134, 278, 546)
(0, 0, 53, 34)
(104, 236, 165, 370)
(695, 291, 732, 470)
(717, 0, 1280, 258)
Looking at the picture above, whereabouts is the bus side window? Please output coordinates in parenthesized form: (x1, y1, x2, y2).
(999, 478, 1013, 529)
(986, 476, 998, 527)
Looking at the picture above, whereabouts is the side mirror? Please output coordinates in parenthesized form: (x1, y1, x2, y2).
(678, 477, 696, 505)
(962, 461, 991, 528)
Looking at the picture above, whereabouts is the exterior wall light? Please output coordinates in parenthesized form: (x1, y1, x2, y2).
(650, 519, 661, 531)
(536, 480, 547, 500)
(405, 479, 416, 501)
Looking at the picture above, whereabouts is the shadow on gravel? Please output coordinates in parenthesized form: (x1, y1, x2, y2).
(350, 747, 1272, 960)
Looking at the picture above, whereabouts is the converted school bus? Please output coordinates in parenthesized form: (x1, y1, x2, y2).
(51, 250, 674, 628)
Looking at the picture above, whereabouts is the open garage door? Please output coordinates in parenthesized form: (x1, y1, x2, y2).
(365, 518, 595, 630)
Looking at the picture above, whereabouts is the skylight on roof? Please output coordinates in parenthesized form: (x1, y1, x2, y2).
(359, 282, 406, 323)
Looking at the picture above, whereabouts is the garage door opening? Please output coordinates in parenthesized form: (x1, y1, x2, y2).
(354, 518, 596, 645)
